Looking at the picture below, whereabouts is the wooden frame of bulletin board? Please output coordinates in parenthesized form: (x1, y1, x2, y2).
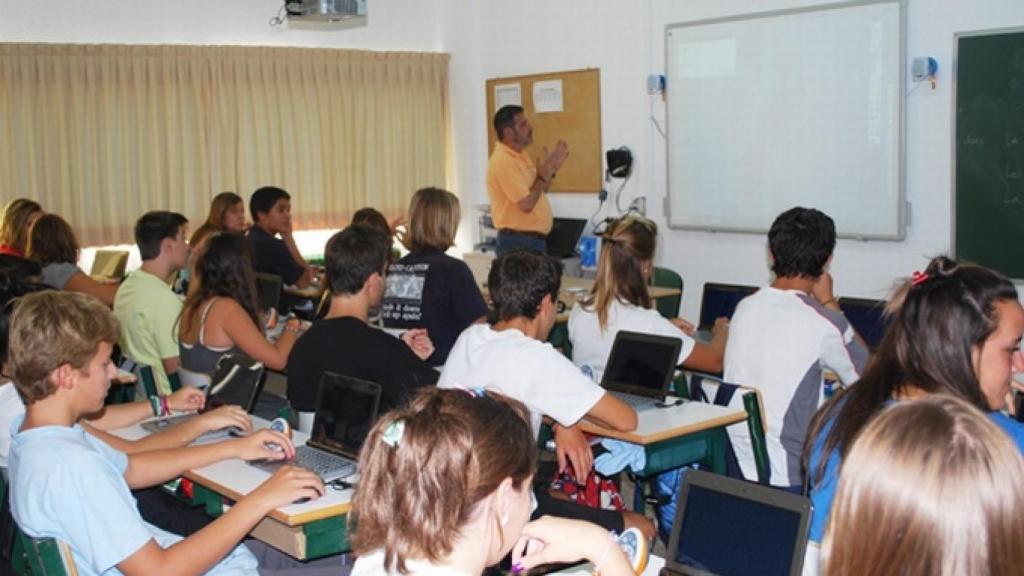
(485, 68, 602, 193)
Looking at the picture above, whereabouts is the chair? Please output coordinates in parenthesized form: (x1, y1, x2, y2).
(16, 534, 76, 576)
(688, 373, 770, 484)
(651, 266, 683, 319)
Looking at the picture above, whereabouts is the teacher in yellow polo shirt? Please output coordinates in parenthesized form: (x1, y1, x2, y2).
(487, 105, 569, 256)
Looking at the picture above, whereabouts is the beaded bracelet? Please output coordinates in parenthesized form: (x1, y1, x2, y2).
(160, 395, 170, 417)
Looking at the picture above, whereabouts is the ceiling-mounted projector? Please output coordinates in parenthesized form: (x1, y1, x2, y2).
(285, 0, 367, 22)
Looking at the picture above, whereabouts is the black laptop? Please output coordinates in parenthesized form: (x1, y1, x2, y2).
(838, 297, 890, 351)
(252, 372, 381, 482)
(695, 283, 758, 342)
(601, 331, 682, 410)
(141, 357, 265, 435)
(661, 470, 811, 576)
(546, 217, 587, 259)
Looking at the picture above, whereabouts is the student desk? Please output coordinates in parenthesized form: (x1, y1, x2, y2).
(112, 417, 351, 560)
(579, 400, 746, 479)
(282, 282, 324, 301)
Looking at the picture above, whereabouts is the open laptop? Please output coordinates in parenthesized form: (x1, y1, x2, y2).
(838, 297, 890, 351)
(140, 358, 266, 436)
(90, 249, 129, 280)
(255, 272, 283, 313)
(661, 470, 811, 576)
(546, 217, 587, 259)
(251, 372, 381, 482)
(695, 283, 758, 342)
(601, 331, 682, 410)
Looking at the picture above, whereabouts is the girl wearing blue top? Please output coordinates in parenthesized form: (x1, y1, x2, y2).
(806, 256, 1024, 542)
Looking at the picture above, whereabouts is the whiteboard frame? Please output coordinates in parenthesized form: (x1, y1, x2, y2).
(951, 25, 1024, 276)
(664, 0, 907, 240)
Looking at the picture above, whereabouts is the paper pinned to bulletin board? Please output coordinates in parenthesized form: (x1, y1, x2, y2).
(485, 68, 602, 193)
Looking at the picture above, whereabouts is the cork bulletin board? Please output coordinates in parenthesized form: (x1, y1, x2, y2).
(485, 68, 602, 193)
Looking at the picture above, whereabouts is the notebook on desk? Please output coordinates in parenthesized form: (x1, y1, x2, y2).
(251, 372, 381, 482)
(661, 470, 811, 576)
(694, 283, 758, 343)
(601, 331, 682, 412)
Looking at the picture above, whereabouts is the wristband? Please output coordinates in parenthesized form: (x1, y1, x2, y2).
(820, 298, 838, 307)
(149, 395, 161, 417)
(160, 395, 170, 417)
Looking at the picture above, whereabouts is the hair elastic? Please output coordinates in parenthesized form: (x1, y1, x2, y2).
(381, 420, 405, 447)
(911, 270, 930, 286)
(453, 385, 487, 398)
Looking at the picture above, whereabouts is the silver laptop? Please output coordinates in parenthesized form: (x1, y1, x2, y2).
(601, 331, 682, 410)
(251, 372, 381, 482)
(661, 470, 811, 576)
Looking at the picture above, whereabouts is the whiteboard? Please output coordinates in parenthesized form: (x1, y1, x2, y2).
(665, 0, 905, 239)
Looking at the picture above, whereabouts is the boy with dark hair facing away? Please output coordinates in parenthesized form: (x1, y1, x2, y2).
(248, 186, 316, 289)
(113, 210, 190, 395)
(286, 225, 437, 416)
(439, 250, 654, 539)
(8, 291, 330, 576)
(724, 206, 868, 490)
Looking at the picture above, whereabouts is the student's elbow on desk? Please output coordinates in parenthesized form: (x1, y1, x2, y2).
(590, 394, 638, 432)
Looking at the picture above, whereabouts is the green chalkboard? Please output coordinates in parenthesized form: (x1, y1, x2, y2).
(955, 29, 1024, 279)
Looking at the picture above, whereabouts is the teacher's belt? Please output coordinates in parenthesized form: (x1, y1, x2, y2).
(498, 229, 548, 239)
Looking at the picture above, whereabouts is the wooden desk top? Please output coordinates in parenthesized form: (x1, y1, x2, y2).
(112, 417, 351, 526)
(578, 400, 746, 445)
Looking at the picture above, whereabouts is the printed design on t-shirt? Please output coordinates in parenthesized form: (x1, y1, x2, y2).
(381, 262, 430, 323)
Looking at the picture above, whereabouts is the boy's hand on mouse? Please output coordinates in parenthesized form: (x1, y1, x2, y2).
(250, 465, 324, 511)
(195, 405, 252, 434)
(236, 428, 295, 461)
(166, 386, 206, 412)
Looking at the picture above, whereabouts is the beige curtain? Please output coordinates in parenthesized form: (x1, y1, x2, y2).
(0, 43, 450, 246)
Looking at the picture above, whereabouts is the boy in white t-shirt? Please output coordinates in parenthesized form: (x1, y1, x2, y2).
(440, 250, 653, 539)
(724, 207, 868, 490)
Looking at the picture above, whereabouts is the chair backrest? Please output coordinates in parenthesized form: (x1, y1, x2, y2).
(688, 373, 771, 484)
(17, 533, 77, 576)
(651, 266, 683, 319)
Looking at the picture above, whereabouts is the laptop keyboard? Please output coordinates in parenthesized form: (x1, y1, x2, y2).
(610, 391, 657, 410)
(291, 445, 356, 479)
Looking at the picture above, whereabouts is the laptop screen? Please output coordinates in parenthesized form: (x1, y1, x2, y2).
(838, 297, 890, 350)
(206, 360, 264, 413)
(602, 331, 682, 397)
(311, 374, 382, 457)
(255, 273, 283, 313)
(546, 218, 587, 259)
(670, 472, 810, 576)
(698, 283, 758, 330)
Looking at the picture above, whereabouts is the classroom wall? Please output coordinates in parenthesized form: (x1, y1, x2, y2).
(465, 0, 1024, 319)
(5, 1, 1024, 318)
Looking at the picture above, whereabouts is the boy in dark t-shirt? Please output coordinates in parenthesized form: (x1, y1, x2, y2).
(286, 225, 437, 414)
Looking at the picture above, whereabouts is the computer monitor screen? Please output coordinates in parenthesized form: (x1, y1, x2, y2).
(675, 483, 804, 575)
(603, 332, 681, 396)
(312, 375, 381, 456)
